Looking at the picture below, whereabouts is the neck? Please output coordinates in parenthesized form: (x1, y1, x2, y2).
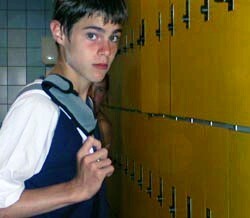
(48, 62, 90, 101)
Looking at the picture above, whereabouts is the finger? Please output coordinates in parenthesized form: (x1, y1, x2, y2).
(102, 165, 115, 177)
(95, 158, 112, 168)
(77, 136, 101, 159)
(94, 164, 115, 178)
(86, 148, 108, 164)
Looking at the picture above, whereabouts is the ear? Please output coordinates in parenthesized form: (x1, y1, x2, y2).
(50, 20, 65, 45)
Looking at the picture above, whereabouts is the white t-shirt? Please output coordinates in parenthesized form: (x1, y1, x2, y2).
(0, 80, 59, 208)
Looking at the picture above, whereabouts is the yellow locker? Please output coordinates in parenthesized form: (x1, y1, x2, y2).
(171, 0, 216, 120)
(106, 166, 124, 217)
(119, 114, 162, 218)
(120, 0, 141, 110)
(158, 0, 171, 114)
(203, 126, 230, 218)
(140, 0, 159, 113)
(171, 0, 250, 125)
(130, 168, 162, 218)
(230, 131, 250, 218)
(108, 54, 124, 107)
(119, 29, 132, 108)
(184, 123, 206, 218)
(216, 1, 250, 126)
(157, 118, 175, 218)
(171, 121, 205, 218)
(138, 115, 160, 173)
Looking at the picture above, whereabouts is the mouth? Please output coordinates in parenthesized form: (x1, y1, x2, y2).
(93, 63, 109, 70)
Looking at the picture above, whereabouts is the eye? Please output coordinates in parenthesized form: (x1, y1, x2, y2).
(86, 32, 97, 40)
(110, 34, 121, 43)
(96, 87, 105, 93)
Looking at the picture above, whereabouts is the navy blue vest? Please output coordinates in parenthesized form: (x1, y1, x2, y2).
(25, 110, 94, 218)
(23, 75, 107, 217)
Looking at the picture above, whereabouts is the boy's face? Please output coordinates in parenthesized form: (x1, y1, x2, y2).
(60, 14, 122, 83)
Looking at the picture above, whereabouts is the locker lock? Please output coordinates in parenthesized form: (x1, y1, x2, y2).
(201, 0, 210, 21)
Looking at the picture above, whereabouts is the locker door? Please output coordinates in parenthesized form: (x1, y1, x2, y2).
(158, 0, 171, 114)
(215, 1, 250, 126)
(185, 123, 206, 218)
(170, 0, 214, 119)
(140, 0, 159, 113)
(106, 110, 124, 217)
(109, 54, 124, 107)
(230, 131, 250, 218)
(172, 121, 191, 218)
(120, 0, 141, 110)
(171, 0, 250, 125)
(125, 114, 161, 218)
(172, 121, 206, 218)
(203, 126, 230, 218)
(158, 118, 175, 218)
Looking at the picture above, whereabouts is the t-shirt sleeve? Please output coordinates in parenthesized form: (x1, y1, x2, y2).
(0, 91, 59, 208)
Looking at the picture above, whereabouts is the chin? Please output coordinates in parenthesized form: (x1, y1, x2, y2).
(93, 72, 106, 82)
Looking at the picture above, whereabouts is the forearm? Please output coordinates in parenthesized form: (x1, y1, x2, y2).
(0, 181, 85, 218)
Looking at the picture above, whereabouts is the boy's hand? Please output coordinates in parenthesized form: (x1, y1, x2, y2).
(71, 136, 114, 201)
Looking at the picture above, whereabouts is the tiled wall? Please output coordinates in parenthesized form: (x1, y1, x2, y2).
(0, 0, 53, 122)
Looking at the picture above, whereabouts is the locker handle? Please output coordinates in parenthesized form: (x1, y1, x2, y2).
(214, 0, 234, 11)
(201, 0, 210, 21)
(206, 208, 212, 218)
(123, 34, 128, 53)
(124, 156, 129, 175)
(155, 12, 162, 41)
(168, 4, 175, 36)
(169, 187, 176, 218)
(146, 171, 153, 198)
(187, 196, 192, 218)
(118, 155, 123, 169)
(182, 0, 190, 29)
(137, 164, 143, 190)
(130, 160, 135, 181)
(137, 19, 145, 46)
(157, 178, 164, 207)
(130, 29, 134, 49)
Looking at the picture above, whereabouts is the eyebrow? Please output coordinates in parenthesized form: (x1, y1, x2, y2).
(83, 26, 122, 34)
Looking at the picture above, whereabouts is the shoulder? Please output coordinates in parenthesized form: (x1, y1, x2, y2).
(3, 86, 59, 127)
(97, 111, 111, 125)
(97, 112, 112, 134)
(12, 83, 58, 112)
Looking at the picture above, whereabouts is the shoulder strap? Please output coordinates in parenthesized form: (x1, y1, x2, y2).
(17, 75, 96, 136)
(41, 74, 97, 136)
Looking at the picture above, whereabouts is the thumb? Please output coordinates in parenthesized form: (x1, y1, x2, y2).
(77, 136, 101, 159)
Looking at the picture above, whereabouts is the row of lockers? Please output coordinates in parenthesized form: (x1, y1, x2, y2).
(109, 0, 250, 126)
(106, 0, 250, 218)
(106, 110, 250, 218)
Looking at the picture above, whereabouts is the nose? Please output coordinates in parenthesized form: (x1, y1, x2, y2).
(98, 40, 112, 57)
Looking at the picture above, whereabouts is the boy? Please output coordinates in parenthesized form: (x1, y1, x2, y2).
(0, 0, 127, 217)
